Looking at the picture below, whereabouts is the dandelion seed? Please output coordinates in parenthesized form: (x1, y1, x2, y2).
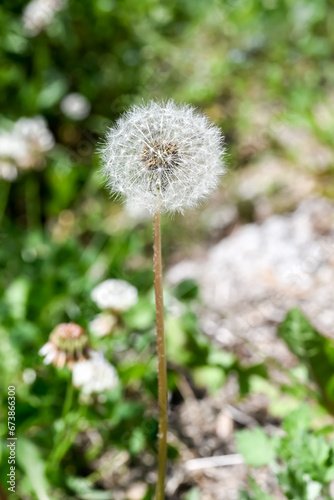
(100, 100, 226, 214)
(39, 323, 91, 369)
(91, 279, 138, 312)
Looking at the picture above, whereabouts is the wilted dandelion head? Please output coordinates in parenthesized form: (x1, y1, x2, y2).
(100, 100, 226, 214)
(39, 322, 91, 369)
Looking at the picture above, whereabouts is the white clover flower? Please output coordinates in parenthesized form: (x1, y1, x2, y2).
(23, 368, 36, 385)
(0, 133, 28, 167)
(14, 116, 55, 154)
(89, 312, 117, 338)
(0, 116, 54, 170)
(100, 100, 226, 214)
(91, 279, 138, 312)
(72, 351, 119, 395)
(0, 161, 18, 182)
(60, 93, 91, 120)
(22, 0, 67, 37)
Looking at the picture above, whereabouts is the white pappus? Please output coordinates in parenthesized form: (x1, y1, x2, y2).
(99, 100, 226, 214)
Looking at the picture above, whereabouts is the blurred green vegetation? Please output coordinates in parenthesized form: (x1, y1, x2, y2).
(1, 0, 334, 498)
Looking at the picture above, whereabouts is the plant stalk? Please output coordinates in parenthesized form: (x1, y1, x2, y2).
(153, 208, 167, 500)
(0, 180, 10, 226)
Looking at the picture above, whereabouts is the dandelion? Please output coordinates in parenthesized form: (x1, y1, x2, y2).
(91, 279, 138, 313)
(100, 99, 225, 214)
(99, 100, 225, 499)
(39, 323, 91, 369)
(89, 312, 117, 338)
(72, 351, 119, 395)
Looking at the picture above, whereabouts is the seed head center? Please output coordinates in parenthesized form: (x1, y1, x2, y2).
(141, 141, 179, 172)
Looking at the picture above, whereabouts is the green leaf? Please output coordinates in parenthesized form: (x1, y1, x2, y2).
(208, 349, 236, 368)
(192, 366, 225, 394)
(236, 428, 277, 467)
(16, 437, 51, 500)
(166, 316, 190, 364)
(67, 476, 112, 499)
(118, 362, 151, 383)
(185, 488, 201, 500)
(247, 477, 276, 500)
(129, 427, 146, 455)
(123, 297, 155, 330)
(278, 308, 334, 412)
(283, 404, 311, 436)
(5, 277, 30, 320)
(306, 434, 330, 470)
(174, 279, 199, 300)
(324, 466, 334, 482)
(36, 77, 68, 108)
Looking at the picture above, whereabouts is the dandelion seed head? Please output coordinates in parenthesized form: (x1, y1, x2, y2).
(100, 100, 226, 214)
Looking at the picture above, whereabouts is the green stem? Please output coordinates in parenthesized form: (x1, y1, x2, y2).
(47, 378, 74, 470)
(0, 180, 10, 226)
(61, 378, 74, 419)
(153, 209, 167, 500)
(25, 173, 41, 228)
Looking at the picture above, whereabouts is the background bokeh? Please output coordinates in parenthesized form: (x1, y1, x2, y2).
(1, 1, 334, 499)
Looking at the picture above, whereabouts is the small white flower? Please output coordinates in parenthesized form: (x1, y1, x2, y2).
(89, 312, 117, 338)
(23, 368, 36, 385)
(0, 116, 54, 170)
(60, 93, 91, 120)
(22, 0, 67, 36)
(91, 279, 138, 312)
(0, 134, 28, 167)
(72, 351, 119, 395)
(100, 100, 226, 214)
(0, 161, 18, 182)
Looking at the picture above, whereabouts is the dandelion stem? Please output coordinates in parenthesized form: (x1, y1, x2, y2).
(153, 208, 167, 500)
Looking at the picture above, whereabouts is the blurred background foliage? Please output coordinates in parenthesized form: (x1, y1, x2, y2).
(1, 0, 334, 498)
